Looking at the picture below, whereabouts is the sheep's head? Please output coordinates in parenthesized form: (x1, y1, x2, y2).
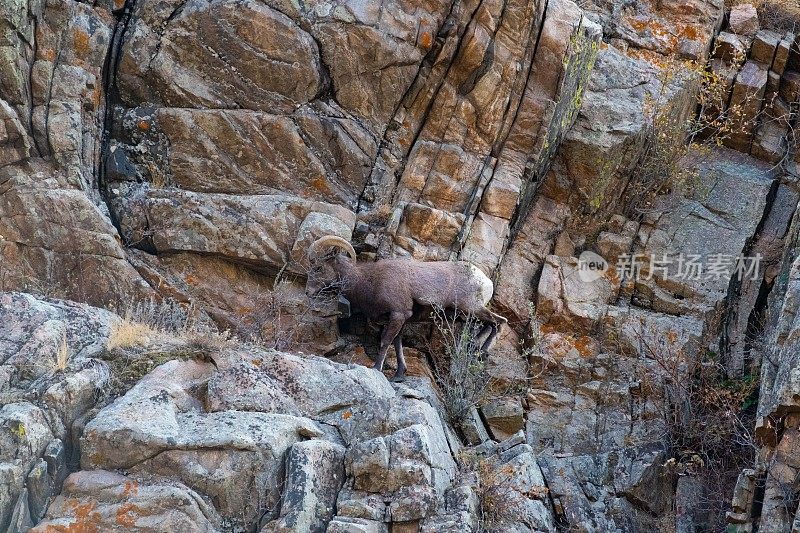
(305, 235, 357, 297)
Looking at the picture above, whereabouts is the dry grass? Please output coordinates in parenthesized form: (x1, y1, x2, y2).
(101, 298, 232, 398)
(106, 319, 159, 350)
(55, 334, 69, 371)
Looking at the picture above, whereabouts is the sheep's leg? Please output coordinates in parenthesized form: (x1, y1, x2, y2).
(373, 311, 409, 374)
(474, 308, 507, 354)
(391, 335, 407, 382)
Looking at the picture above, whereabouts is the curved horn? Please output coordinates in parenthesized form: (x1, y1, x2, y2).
(309, 235, 357, 261)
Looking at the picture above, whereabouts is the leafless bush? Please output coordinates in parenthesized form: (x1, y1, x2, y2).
(430, 306, 494, 425)
(583, 49, 763, 219)
(243, 268, 337, 352)
(628, 321, 759, 529)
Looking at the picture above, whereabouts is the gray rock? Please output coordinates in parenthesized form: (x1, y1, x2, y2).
(336, 486, 387, 521)
(751, 30, 782, 64)
(713, 32, 747, 62)
(81, 359, 324, 527)
(25, 459, 52, 523)
(729, 4, 760, 36)
(262, 440, 346, 533)
(30, 470, 222, 532)
(634, 148, 773, 321)
(348, 436, 391, 492)
(456, 406, 492, 446)
(725, 62, 769, 151)
(773, 34, 794, 74)
(389, 484, 437, 522)
(43, 439, 67, 489)
(6, 489, 32, 533)
(0, 402, 54, 531)
(481, 397, 525, 442)
(326, 517, 388, 533)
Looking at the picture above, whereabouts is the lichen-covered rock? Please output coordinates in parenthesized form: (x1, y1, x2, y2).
(113, 187, 356, 275)
(80, 359, 324, 527)
(480, 397, 525, 441)
(633, 148, 773, 323)
(262, 440, 346, 533)
(0, 162, 154, 306)
(0, 293, 116, 532)
(29, 470, 222, 532)
(5, 0, 800, 529)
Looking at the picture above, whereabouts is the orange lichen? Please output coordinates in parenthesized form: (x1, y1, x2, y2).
(121, 481, 139, 497)
(604, 265, 620, 285)
(573, 335, 595, 358)
(342, 411, 353, 420)
(419, 32, 433, 49)
(91, 85, 102, 110)
(251, 358, 263, 367)
(137, 120, 150, 131)
(115, 503, 141, 527)
(666, 330, 679, 344)
(41, 499, 101, 533)
(72, 29, 90, 58)
(310, 176, 331, 194)
(679, 24, 701, 41)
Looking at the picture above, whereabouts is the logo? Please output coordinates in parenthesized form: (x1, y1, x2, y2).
(577, 251, 609, 282)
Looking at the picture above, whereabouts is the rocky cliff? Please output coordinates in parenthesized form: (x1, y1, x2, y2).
(3, 0, 800, 531)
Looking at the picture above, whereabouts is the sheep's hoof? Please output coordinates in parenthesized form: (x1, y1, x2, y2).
(390, 373, 406, 383)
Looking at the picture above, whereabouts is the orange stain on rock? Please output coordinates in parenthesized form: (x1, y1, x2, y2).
(42, 499, 101, 533)
(311, 176, 331, 194)
(115, 503, 141, 527)
(72, 29, 90, 58)
(122, 481, 139, 497)
(137, 120, 150, 131)
(573, 335, 595, 358)
(419, 32, 432, 49)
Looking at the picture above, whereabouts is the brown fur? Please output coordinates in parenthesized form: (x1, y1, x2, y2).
(307, 253, 507, 381)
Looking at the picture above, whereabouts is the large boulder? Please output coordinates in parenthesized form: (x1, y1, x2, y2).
(29, 470, 222, 532)
(0, 293, 116, 532)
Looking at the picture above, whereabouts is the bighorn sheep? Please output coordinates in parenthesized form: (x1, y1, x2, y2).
(306, 235, 507, 381)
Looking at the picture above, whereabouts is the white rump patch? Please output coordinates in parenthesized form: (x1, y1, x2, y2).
(469, 264, 494, 305)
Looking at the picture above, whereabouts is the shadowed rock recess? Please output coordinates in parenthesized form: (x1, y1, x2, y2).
(4, 0, 800, 531)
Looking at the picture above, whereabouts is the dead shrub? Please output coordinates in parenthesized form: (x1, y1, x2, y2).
(429, 306, 494, 425)
(244, 270, 336, 353)
(584, 49, 761, 219)
(628, 321, 759, 529)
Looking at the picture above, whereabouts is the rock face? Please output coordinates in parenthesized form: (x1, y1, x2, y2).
(3, 0, 800, 531)
(6, 296, 555, 532)
(0, 293, 115, 531)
